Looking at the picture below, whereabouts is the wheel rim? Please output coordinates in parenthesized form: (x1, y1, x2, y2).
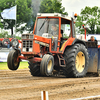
(75, 51, 85, 73)
(47, 60, 52, 73)
(4, 42, 8, 46)
(13, 41, 18, 46)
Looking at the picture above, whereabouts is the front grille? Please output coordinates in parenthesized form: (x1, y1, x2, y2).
(22, 40, 33, 52)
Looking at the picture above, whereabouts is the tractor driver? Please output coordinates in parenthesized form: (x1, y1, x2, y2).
(51, 24, 58, 37)
(51, 24, 63, 37)
(50, 24, 59, 51)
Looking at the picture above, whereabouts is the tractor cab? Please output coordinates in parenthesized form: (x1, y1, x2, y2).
(34, 17, 59, 38)
(32, 13, 75, 54)
(34, 16, 59, 51)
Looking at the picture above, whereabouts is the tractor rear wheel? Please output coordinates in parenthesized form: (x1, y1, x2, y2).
(2, 39, 10, 47)
(11, 38, 19, 48)
(63, 44, 89, 78)
(40, 54, 54, 76)
(7, 50, 20, 70)
(28, 62, 41, 76)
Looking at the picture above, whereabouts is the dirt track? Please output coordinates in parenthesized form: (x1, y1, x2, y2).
(0, 69, 100, 100)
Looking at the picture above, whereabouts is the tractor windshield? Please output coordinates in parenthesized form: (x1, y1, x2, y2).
(35, 18, 59, 38)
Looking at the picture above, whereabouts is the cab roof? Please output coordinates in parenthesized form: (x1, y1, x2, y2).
(37, 13, 72, 21)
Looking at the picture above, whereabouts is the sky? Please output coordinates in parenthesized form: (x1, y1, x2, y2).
(62, 0, 100, 17)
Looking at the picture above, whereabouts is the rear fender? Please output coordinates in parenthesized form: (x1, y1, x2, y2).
(72, 39, 86, 46)
(60, 37, 75, 52)
(60, 38, 86, 53)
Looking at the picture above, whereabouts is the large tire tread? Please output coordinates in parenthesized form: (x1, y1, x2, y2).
(7, 50, 20, 70)
(63, 44, 89, 78)
(28, 62, 41, 76)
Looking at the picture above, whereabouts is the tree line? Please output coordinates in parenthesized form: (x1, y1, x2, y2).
(0, 0, 100, 38)
(76, 6, 100, 34)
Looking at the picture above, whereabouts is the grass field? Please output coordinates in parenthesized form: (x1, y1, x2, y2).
(0, 61, 28, 70)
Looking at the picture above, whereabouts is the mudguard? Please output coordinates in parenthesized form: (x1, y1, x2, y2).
(60, 38, 86, 53)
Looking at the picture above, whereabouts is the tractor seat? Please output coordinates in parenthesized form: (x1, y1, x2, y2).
(60, 30, 68, 48)
(61, 30, 64, 44)
(61, 29, 64, 41)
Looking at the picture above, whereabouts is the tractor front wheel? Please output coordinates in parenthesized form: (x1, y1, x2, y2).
(63, 44, 89, 78)
(40, 54, 54, 76)
(7, 50, 20, 70)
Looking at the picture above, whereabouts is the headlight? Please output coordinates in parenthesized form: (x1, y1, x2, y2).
(23, 48, 26, 52)
(29, 48, 32, 52)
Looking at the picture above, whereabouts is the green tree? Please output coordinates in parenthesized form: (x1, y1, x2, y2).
(0, 29, 9, 38)
(0, 0, 32, 36)
(76, 6, 100, 34)
(96, 26, 100, 34)
(39, 0, 68, 15)
(75, 15, 85, 34)
(0, 19, 3, 29)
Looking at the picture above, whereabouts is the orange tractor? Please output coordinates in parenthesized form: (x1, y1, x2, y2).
(7, 13, 100, 78)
